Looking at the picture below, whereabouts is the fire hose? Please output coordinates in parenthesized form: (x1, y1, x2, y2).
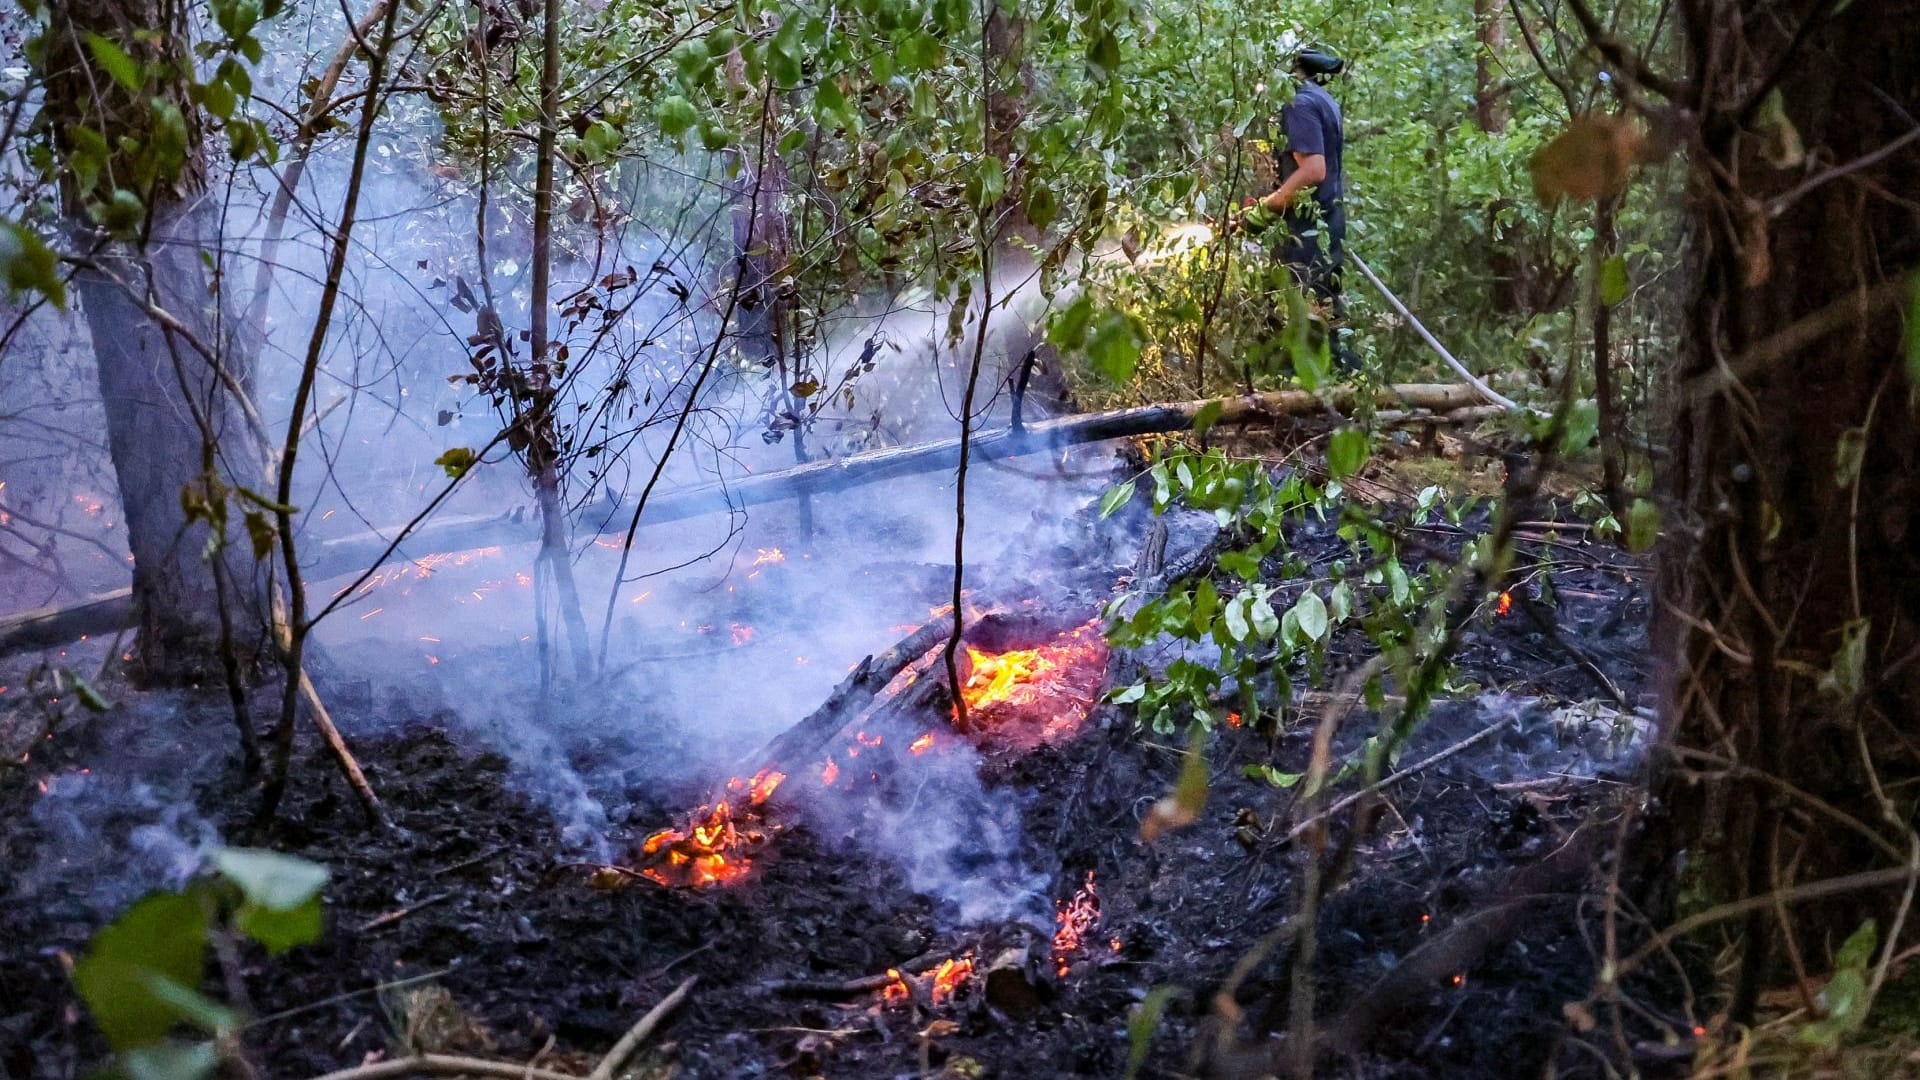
(1233, 205, 1534, 415)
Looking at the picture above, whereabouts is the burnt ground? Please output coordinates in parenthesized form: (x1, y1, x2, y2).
(0, 488, 1667, 1079)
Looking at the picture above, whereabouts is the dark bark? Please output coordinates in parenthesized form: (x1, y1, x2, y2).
(1649, 0, 1920, 1017)
(42, 0, 273, 684)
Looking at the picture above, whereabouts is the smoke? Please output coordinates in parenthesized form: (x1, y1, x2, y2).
(2, 2, 1118, 932)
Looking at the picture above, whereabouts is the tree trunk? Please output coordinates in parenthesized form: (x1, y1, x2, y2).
(43, 0, 273, 685)
(1473, 0, 1509, 135)
(1649, 0, 1920, 1019)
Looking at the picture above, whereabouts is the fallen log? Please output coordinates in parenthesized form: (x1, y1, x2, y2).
(742, 615, 978, 779)
(1, 384, 1485, 656)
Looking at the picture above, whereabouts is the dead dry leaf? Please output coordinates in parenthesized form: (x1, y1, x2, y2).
(1530, 115, 1645, 205)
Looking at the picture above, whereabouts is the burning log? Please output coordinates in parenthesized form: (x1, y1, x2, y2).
(0, 384, 1494, 655)
(744, 615, 983, 780)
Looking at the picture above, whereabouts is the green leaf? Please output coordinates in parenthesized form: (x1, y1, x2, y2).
(1223, 595, 1249, 642)
(1249, 591, 1279, 639)
(72, 893, 209, 1050)
(0, 220, 67, 309)
(654, 95, 699, 140)
(1326, 426, 1370, 479)
(968, 154, 1006, 213)
(242, 510, 275, 561)
(1328, 581, 1353, 623)
(434, 447, 476, 478)
(1192, 577, 1218, 630)
(232, 894, 322, 956)
(1292, 590, 1329, 642)
(122, 1042, 220, 1080)
(1820, 617, 1871, 701)
(1086, 311, 1141, 384)
(1098, 482, 1135, 519)
(71, 673, 110, 712)
(1834, 425, 1867, 488)
(777, 128, 808, 155)
(582, 119, 622, 161)
(897, 33, 941, 71)
(141, 974, 240, 1035)
(1904, 275, 1920, 388)
(1049, 294, 1094, 349)
(1125, 985, 1180, 1080)
(1191, 400, 1224, 438)
(85, 33, 144, 92)
(1624, 497, 1660, 553)
(1025, 182, 1057, 230)
(213, 849, 328, 911)
(1243, 764, 1303, 788)
(1599, 254, 1630, 307)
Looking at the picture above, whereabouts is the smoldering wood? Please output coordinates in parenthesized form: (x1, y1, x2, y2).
(0, 385, 1488, 655)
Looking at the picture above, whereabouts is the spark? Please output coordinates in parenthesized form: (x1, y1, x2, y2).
(630, 591, 653, 604)
(359, 607, 384, 620)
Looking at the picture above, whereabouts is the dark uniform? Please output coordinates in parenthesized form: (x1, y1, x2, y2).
(1276, 78, 1346, 312)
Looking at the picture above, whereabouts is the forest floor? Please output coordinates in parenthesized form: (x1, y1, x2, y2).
(0, 440, 1665, 1080)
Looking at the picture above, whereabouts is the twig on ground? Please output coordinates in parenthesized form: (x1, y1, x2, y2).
(355, 893, 452, 934)
(307, 1053, 582, 1080)
(589, 975, 698, 1080)
(1282, 712, 1517, 845)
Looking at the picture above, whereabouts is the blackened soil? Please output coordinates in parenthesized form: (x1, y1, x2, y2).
(2, 515, 1663, 1080)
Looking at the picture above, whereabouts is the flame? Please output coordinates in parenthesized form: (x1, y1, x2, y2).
(1052, 870, 1102, 978)
(952, 619, 1110, 750)
(909, 733, 935, 755)
(882, 954, 976, 1006)
(638, 769, 786, 888)
(1496, 591, 1513, 617)
(961, 645, 1054, 711)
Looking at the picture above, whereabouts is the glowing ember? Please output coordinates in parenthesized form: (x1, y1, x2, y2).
(821, 757, 840, 785)
(882, 954, 976, 1006)
(730, 623, 755, 646)
(909, 733, 935, 755)
(1496, 591, 1513, 617)
(1051, 870, 1102, 978)
(954, 619, 1109, 751)
(752, 547, 787, 566)
(1225, 711, 1243, 728)
(638, 769, 786, 888)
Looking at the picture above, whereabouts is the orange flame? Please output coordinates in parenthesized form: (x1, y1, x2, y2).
(1051, 870, 1102, 978)
(882, 954, 976, 1006)
(1496, 591, 1513, 617)
(639, 769, 785, 888)
(952, 620, 1109, 750)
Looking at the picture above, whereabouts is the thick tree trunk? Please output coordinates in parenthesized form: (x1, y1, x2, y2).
(1650, 0, 1920, 1018)
(44, 0, 273, 685)
(75, 215, 274, 684)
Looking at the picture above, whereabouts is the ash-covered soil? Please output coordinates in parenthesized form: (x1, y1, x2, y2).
(1, 494, 1662, 1079)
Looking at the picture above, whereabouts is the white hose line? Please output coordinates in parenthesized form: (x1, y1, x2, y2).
(1347, 251, 1537, 416)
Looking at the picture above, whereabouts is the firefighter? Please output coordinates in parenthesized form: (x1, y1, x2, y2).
(1242, 46, 1356, 370)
